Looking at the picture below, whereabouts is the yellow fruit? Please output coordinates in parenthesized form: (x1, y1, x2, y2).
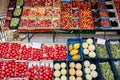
(69, 44, 73, 51)
(72, 55, 81, 60)
(70, 49, 79, 56)
(74, 43, 80, 49)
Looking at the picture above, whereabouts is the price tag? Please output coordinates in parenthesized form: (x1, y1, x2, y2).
(9, 7, 14, 10)
(16, 6, 20, 8)
(110, 41, 119, 44)
(96, 38, 106, 45)
(32, 42, 41, 49)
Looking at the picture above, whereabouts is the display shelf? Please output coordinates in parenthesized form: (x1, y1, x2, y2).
(0, 37, 120, 80)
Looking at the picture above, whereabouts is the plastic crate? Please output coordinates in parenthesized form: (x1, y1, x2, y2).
(67, 38, 83, 61)
(98, 58, 118, 80)
(113, 59, 120, 80)
(53, 60, 68, 80)
(82, 37, 98, 59)
(95, 39, 111, 59)
(107, 39, 120, 60)
(83, 58, 100, 80)
(68, 60, 85, 80)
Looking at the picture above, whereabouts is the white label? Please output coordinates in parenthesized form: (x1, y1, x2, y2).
(16, 6, 20, 8)
(110, 41, 119, 44)
(9, 7, 14, 10)
(32, 42, 41, 49)
(96, 38, 106, 45)
(2, 38, 6, 42)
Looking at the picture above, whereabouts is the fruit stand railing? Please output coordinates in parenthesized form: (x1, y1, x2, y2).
(19, 28, 119, 42)
(0, 15, 120, 42)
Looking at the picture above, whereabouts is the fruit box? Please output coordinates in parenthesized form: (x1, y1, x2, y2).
(99, 9, 109, 18)
(92, 10, 100, 18)
(91, 2, 98, 9)
(106, 2, 114, 9)
(100, 18, 112, 29)
(108, 9, 117, 18)
(28, 61, 40, 80)
(82, 37, 98, 59)
(98, 59, 118, 80)
(107, 39, 120, 60)
(2, 59, 16, 78)
(95, 39, 111, 59)
(110, 18, 119, 28)
(9, 18, 20, 29)
(83, 58, 100, 80)
(15, 60, 28, 78)
(68, 60, 85, 80)
(15, 0, 24, 7)
(12, 7, 23, 18)
(53, 60, 68, 80)
(42, 43, 67, 60)
(67, 38, 83, 61)
(40, 60, 53, 80)
(113, 59, 120, 78)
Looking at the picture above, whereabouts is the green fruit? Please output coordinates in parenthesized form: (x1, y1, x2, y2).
(13, 8, 21, 16)
(97, 45, 108, 58)
(110, 44, 120, 58)
(10, 18, 19, 27)
(16, 0, 23, 6)
(100, 62, 114, 80)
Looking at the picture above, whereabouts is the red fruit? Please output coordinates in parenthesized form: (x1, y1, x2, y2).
(15, 62, 27, 77)
(7, 43, 21, 59)
(40, 65, 53, 80)
(28, 64, 39, 80)
(2, 60, 15, 78)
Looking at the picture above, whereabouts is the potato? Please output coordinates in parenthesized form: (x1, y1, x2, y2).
(72, 55, 81, 60)
(74, 43, 80, 49)
(69, 44, 73, 51)
(70, 49, 79, 56)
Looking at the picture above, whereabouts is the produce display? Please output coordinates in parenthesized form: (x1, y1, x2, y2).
(67, 38, 82, 60)
(114, 60, 120, 76)
(3, 0, 120, 30)
(40, 61, 53, 80)
(109, 40, 120, 59)
(54, 61, 67, 80)
(7, 43, 21, 59)
(113, 0, 120, 22)
(13, 8, 22, 17)
(79, 2, 94, 30)
(0, 60, 3, 79)
(0, 42, 9, 58)
(69, 61, 83, 80)
(91, 0, 120, 29)
(10, 18, 20, 28)
(96, 45, 109, 58)
(0, 38, 120, 79)
(84, 60, 98, 80)
(1, 60, 15, 79)
(28, 61, 39, 80)
(3, 0, 15, 29)
(15, 61, 28, 77)
(43, 44, 67, 60)
(82, 38, 97, 58)
(16, 0, 23, 7)
(100, 62, 115, 80)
